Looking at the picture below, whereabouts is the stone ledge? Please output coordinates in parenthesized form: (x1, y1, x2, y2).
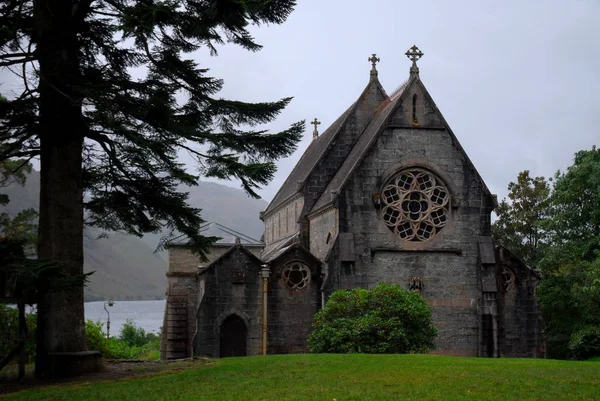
(166, 271, 198, 277)
(48, 351, 103, 377)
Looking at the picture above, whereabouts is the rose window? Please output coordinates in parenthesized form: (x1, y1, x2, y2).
(282, 262, 310, 290)
(381, 169, 450, 241)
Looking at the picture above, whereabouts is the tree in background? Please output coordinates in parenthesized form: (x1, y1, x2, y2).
(0, 161, 33, 207)
(537, 147, 600, 359)
(0, 0, 302, 376)
(308, 283, 437, 354)
(492, 170, 550, 267)
(0, 157, 38, 256)
(494, 147, 600, 359)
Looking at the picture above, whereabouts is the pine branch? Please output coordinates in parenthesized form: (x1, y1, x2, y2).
(0, 52, 33, 59)
(0, 56, 35, 67)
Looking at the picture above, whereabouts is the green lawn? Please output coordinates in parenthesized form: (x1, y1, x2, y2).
(4, 354, 600, 401)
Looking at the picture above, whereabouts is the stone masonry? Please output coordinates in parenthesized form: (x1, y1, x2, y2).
(162, 48, 544, 359)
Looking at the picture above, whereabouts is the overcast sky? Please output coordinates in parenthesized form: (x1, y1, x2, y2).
(196, 0, 599, 203)
(1, 1, 598, 206)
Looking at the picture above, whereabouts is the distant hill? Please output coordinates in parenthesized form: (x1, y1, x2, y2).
(0, 171, 268, 301)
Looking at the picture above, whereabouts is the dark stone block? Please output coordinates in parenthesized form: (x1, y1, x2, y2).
(48, 351, 103, 377)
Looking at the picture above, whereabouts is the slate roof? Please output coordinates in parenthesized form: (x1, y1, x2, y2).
(168, 222, 263, 247)
(311, 80, 409, 212)
(262, 103, 356, 216)
(200, 242, 263, 273)
(260, 232, 300, 263)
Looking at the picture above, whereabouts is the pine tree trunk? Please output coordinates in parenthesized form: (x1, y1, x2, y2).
(33, 0, 88, 377)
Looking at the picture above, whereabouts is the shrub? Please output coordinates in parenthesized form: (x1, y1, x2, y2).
(84, 319, 160, 360)
(568, 325, 600, 360)
(119, 319, 148, 347)
(308, 283, 437, 354)
(85, 320, 108, 352)
(105, 338, 144, 359)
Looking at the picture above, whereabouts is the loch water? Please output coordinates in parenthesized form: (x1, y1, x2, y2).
(84, 299, 165, 336)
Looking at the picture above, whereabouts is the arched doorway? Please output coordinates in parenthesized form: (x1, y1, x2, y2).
(219, 315, 247, 357)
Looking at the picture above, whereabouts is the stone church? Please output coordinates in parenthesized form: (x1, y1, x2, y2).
(162, 46, 544, 359)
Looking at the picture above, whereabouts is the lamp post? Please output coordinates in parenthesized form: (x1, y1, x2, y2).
(104, 299, 115, 339)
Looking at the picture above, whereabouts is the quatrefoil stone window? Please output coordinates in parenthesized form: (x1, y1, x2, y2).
(381, 168, 450, 241)
(282, 262, 310, 290)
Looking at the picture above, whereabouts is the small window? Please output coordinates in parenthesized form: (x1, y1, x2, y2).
(412, 94, 418, 125)
(501, 267, 515, 291)
(341, 261, 354, 276)
(282, 262, 310, 290)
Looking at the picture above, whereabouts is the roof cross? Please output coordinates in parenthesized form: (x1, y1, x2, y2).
(368, 54, 380, 69)
(368, 54, 380, 79)
(311, 118, 321, 139)
(405, 45, 424, 76)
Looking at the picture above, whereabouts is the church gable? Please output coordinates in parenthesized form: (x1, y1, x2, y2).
(262, 63, 389, 221)
(311, 74, 494, 215)
(387, 79, 444, 128)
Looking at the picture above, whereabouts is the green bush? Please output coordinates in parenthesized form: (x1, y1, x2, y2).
(119, 319, 149, 347)
(308, 283, 437, 354)
(568, 325, 600, 360)
(84, 319, 161, 360)
(85, 320, 108, 352)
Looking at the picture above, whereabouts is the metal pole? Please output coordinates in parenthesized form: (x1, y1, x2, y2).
(260, 265, 270, 355)
(104, 299, 114, 339)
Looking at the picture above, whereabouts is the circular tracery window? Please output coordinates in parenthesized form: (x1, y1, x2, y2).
(381, 168, 450, 241)
(282, 262, 310, 290)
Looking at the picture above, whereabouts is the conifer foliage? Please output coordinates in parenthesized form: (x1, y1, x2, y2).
(0, 0, 302, 376)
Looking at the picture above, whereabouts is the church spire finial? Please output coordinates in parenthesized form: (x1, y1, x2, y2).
(311, 118, 321, 139)
(368, 54, 380, 79)
(405, 45, 424, 77)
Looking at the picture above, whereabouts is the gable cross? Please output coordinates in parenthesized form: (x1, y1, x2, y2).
(311, 118, 321, 139)
(368, 54, 380, 79)
(405, 45, 424, 76)
(368, 54, 380, 70)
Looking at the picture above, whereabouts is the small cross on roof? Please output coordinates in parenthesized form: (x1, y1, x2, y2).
(368, 54, 380, 78)
(368, 54, 380, 69)
(311, 118, 321, 139)
(405, 45, 424, 76)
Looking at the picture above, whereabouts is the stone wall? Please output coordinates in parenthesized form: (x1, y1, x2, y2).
(168, 247, 200, 274)
(267, 249, 321, 354)
(161, 273, 199, 359)
(328, 84, 494, 355)
(168, 244, 263, 273)
(194, 247, 264, 357)
(308, 207, 338, 261)
(163, 243, 264, 359)
(497, 265, 544, 358)
(263, 196, 304, 245)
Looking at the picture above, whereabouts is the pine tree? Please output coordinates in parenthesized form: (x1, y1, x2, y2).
(0, 0, 302, 376)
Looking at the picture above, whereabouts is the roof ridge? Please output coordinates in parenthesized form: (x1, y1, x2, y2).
(263, 76, 391, 217)
(310, 82, 409, 212)
(389, 79, 410, 100)
(262, 101, 357, 216)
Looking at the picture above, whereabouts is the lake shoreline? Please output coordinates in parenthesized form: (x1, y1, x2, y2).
(85, 300, 166, 336)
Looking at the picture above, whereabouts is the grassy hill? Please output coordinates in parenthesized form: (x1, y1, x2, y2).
(0, 171, 268, 301)
(3, 354, 600, 400)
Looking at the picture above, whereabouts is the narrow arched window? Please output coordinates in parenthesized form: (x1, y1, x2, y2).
(412, 94, 418, 125)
